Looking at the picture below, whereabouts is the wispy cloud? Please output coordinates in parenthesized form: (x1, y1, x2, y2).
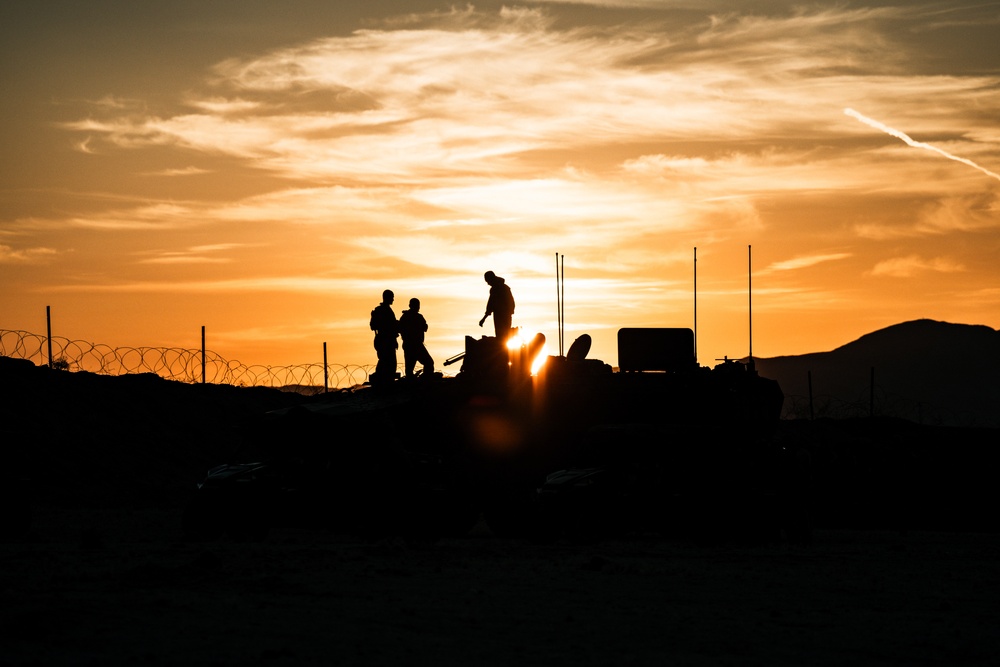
(765, 253, 852, 272)
(0, 244, 58, 264)
(146, 166, 213, 177)
(65, 203, 208, 231)
(138, 243, 245, 265)
(43, 276, 357, 293)
(66, 6, 970, 185)
(74, 137, 96, 154)
(855, 193, 1000, 239)
(46, 4, 1000, 283)
(870, 255, 965, 278)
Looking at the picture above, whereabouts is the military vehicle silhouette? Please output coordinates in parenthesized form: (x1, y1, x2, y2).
(182, 326, 808, 543)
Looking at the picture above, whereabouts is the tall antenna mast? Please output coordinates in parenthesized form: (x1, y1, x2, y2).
(560, 254, 565, 356)
(555, 253, 561, 356)
(693, 247, 698, 364)
(748, 244, 754, 369)
(555, 253, 565, 357)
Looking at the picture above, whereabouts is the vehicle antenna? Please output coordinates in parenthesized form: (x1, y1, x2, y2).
(555, 253, 565, 356)
(555, 253, 560, 356)
(561, 254, 565, 357)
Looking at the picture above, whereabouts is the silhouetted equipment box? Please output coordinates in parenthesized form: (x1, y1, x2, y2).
(617, 328, 696, 372)
(460, 335, 510, 392)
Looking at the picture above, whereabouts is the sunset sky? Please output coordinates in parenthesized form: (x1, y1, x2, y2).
(2, 1, 998, 371)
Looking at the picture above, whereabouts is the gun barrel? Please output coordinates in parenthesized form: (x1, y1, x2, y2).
(443, 351, 466, 367)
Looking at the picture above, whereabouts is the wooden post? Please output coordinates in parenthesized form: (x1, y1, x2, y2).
(807, 370, 814, 420)
(323, 342, 329, 393)
(870, 366, 875, 418)
(46, 305, 53, 368)
(201, 326, 206, 384)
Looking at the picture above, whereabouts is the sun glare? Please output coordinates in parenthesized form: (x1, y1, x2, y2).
(505, 331, 526, 351)
(530, 345, 549, 375)
(506, 329, 549, 375)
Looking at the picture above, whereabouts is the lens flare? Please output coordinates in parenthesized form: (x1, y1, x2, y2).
(506, 331, 525, 351)
(530, 343, 548, 375)
(505, 329, 548, 375)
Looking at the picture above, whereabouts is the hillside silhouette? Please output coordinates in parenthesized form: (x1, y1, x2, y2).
(755, 319, 1000, 427)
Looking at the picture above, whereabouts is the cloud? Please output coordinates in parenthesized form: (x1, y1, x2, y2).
(0, 244, 58, 264)
(869, 255, 965, 278)
(765, 253, 851, 272)
(139, 256, 230, 265)
(137, 244, 245, 265)
(855, 193, 1000, 239)
(533, 0, 692, 7)
(54, 2, 998, 256)
(917, 194, 1000, 233)
(91, 95, 143, 110)
(622, 155, 713, 178)
(74, 137, 96, 154)
(65, 203, 207, 231)
(64, 5, 962, 182)
(44, 276, 357, 294)
(146, 166, 213, 177)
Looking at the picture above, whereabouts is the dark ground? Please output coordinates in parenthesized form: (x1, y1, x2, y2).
(2, 357, 999, 666)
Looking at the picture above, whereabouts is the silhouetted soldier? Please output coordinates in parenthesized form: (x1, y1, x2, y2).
(478, 271, 515, 343)
(369, 289, 399, 385)
(398, 297, 435, 379)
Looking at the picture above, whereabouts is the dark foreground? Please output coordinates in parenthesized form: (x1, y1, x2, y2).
(4, 507, 1000, 667)
(2, 357, 999, 665)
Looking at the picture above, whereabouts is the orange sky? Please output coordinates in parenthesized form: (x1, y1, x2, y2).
(2, 1, 999, 371)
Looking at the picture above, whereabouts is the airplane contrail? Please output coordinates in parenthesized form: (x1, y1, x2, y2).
(844, 107, 1000, 183)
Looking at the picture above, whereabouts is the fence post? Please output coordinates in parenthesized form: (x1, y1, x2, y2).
(869, 366, 875, 418)
(201, 326, 206, 384)
(807, 369, 814, 420)
(46, 305, 53, 369)
(323, 342, 329, 393)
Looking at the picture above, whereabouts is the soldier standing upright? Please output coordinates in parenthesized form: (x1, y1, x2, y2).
(398, 297, 435, 379)
(369, 289, 399, 384)
(478, 271, 515, 343)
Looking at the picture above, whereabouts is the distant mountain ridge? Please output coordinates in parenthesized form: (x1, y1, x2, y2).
(755, 319, 1000, 427)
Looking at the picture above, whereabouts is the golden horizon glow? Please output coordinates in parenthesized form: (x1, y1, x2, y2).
(2, 2, 999, 370)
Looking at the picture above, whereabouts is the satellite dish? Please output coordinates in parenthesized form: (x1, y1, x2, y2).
(566, 334, 592, 361)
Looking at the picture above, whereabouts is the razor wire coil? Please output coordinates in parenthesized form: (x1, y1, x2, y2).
(1, 329, 375, 393)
